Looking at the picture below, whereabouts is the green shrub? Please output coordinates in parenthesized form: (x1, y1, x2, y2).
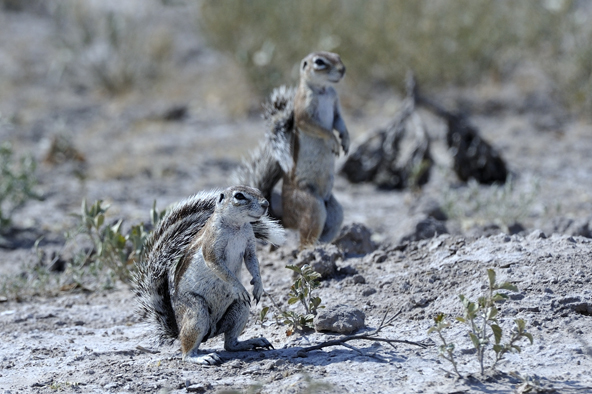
(261, 264, 325, 335)
(0, 142, 38, 234)
(0, 199, 163, 300)
(66, 199, 162, 284)
(429, 269, 533, 377)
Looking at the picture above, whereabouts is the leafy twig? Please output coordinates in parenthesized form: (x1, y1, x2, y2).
(428, 313, 462, 378)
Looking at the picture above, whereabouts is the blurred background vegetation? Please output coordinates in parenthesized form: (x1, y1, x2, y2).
(200, 0, 591, 114)
(2, 0, 589, 114)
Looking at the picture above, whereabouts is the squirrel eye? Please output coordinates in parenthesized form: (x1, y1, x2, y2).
(234, 192, 246, 201)
(314, 58, 326, 67)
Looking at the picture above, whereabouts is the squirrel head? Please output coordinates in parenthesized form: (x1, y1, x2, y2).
(300, 51, 346, 86)
(216, 186, 270, 226)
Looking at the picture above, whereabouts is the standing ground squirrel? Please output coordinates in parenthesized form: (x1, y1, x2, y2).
(235, 51, 349, 249)
(134, 186, 285, 364)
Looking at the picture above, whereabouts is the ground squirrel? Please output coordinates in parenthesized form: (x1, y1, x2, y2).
(134, 186, 285, 364)
(235, 51, 349, 249)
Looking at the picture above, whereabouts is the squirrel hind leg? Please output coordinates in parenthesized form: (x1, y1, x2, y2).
(219, 301, 274, 351)
(282, 185, 327, 249)
(178, 296, 215, 363)
(319, 194, 343, 243)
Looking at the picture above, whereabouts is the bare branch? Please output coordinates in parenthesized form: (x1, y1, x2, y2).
(296, 308, 428, 357)
(296, 334, 427, 357)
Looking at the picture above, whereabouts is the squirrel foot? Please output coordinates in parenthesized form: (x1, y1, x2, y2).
(184, 352, 223, 365)
(225, 337, 274, 352)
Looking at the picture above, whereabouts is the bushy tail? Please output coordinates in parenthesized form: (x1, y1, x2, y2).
(233, 143, 283, 205)
(233, 85, 296, 202)
(134, 190, 218, 344)
(134, 190, 286, 344)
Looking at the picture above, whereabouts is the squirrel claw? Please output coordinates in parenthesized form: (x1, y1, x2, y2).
(340, 136, 350, 155)
(330, 139, 340, 155)
(237, 288, 251, 306)
(252, 338, 274, 350)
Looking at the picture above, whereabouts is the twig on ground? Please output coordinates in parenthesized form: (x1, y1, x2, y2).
(296, 308, 429, 357)
(136, 345, 159, 354)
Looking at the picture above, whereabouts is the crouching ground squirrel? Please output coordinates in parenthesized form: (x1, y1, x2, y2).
(134, 186, 285, 364)
(235, 51, 350, 249)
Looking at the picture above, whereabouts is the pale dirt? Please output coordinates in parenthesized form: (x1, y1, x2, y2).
(1, 5, 592, 394)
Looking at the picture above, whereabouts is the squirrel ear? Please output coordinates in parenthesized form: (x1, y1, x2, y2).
(302, 60, 307, 70)
(218, 193, 225, 203)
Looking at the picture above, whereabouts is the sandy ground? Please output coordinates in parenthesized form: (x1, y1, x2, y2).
(1, 5, 592, 394)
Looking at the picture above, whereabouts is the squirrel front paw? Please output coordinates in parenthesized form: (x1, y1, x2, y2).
(329, 135, 341, 155)
(340, 133, 350, 155)
(250, 278, 263, 304)
(235, 284, 251, 306)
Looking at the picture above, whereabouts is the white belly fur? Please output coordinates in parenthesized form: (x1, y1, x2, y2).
(315, 92, 335, 131)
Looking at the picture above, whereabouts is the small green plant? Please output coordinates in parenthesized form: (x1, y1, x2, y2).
(511, 372, 556, 393)
(261, 264, 325, 334)
(257, 306, 270, 326)
(67, 199, 162, 283)
(428, 313, 462, 378)
(429, 269, 533, 377)
(0, 142, 39, 234)
(281, 264, 324, 333)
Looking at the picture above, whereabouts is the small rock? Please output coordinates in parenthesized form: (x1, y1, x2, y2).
(507, 222, 525, 235)
(338, 265, 358, 277)
(295, 245, 343, 279)
(352, 274, 366, 284)
(161, 105, 188, 121)
(333, 223, 377, 257)
(227, 360, 243, 368)
(411, 197, 447, 221)
(314, 304, 365, 334)
(467, 223, 502, 238)
(400, 217, 448, 243)
(528, 229, 547, 240)
(186, 383, 212, 393)
(361, 287, 377, 297)
(549, 216, 592, 238)
(365, 250, 388, 264)
(399, 281, 411, 292)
